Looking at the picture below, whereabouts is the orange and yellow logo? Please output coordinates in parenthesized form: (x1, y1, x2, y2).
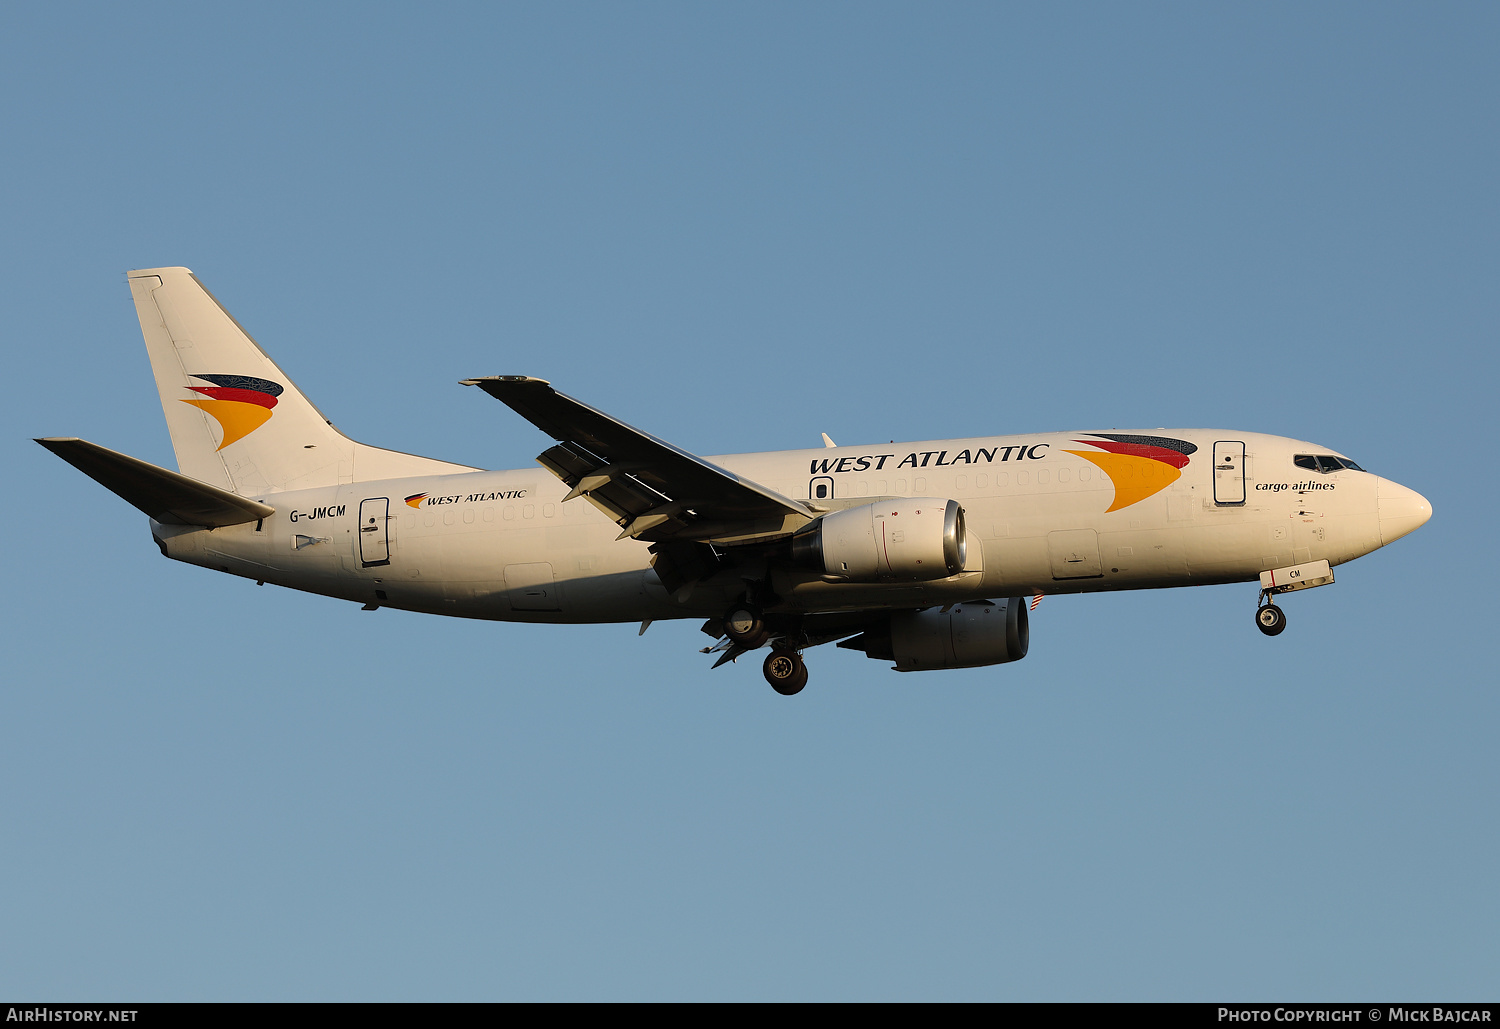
(404, 493, 428, 509)
(180, 373, 284, 450)
(1065, 434, 1197, 512)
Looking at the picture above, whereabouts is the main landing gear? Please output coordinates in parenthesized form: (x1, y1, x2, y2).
(723, 602, 811, 694)
(723, 604, 769, 649)
(697, 600, 814, 695)
(763, 649, 808, 695)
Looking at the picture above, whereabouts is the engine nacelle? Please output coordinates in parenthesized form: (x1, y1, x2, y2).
(791, 498, 966, 581)
(839, 598, 1030, 671)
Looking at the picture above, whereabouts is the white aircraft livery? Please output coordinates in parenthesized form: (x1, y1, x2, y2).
(39, 268, 1433, 694)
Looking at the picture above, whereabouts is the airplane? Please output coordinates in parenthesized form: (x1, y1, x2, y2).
(37, 267, 1433, 695)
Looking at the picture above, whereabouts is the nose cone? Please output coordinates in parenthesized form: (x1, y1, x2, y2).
(1376, 478, 1433, 545)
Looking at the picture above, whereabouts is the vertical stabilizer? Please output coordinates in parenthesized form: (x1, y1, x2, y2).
(128, 268, 474, 494)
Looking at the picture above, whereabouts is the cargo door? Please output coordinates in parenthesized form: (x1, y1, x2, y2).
(505, 562, 562, 611)
(1047, 528, 1103, 579)
(358, 497, 390, 567)
(1213, 441, 1246, 505)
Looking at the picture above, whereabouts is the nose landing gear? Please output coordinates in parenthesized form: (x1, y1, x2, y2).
(1255, 584, 1288, 636)
(1253, 559, 1336, 637)
(1255, 601, 1287, 636)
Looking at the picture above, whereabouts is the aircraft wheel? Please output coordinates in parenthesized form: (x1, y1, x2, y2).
(724, 604, 766, 644)
(1256, 604, 1287, 636)
(763, 649, 808, 695)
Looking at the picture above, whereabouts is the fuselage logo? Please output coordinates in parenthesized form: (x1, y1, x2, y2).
(180, 374, 284, 451)
(1064, 434, 1197, 512)
(405, 489, 530, 509)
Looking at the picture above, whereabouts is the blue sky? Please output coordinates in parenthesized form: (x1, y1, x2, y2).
(2, 2, 1495, 1000)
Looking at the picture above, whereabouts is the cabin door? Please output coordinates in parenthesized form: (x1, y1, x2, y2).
(358, 497, 391, 567)
(1213, 441, 1246, 506)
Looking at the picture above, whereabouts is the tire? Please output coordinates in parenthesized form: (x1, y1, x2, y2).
(724, 605, 766, 644)
(1256, 604, 1287, 636)
(763, 649, 808, 695)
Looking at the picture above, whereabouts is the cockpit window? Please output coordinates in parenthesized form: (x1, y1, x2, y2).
(1295, 454, 1364, 473)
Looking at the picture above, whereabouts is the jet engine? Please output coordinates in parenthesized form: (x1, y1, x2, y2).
(791, 498, 966, 581)
(838, 598, 1030, 671)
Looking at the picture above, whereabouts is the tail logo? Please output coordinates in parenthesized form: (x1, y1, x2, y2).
(180, 374, 284, 450)
(1064, 433, 1198, 512)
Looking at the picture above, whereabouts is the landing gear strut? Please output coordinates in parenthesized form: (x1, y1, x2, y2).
(1255, 596, 1287, 636)
(763, 649, 808, 695)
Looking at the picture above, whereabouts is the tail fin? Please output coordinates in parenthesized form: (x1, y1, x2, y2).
(129, 268, 475, 494)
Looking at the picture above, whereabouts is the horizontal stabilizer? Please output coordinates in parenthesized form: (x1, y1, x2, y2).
(36, 437, 275, 527)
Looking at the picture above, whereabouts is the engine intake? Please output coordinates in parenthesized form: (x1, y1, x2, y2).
(839, 598, 1030, 671)
(792, 498, 966, 581)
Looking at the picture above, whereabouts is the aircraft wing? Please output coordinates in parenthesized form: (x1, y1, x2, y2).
(462, 376, 815, 544)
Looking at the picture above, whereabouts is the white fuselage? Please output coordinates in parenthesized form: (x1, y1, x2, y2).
(151, 428, 1420, 623)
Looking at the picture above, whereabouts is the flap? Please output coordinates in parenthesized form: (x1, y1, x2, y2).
(37, 437, 275, 527)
